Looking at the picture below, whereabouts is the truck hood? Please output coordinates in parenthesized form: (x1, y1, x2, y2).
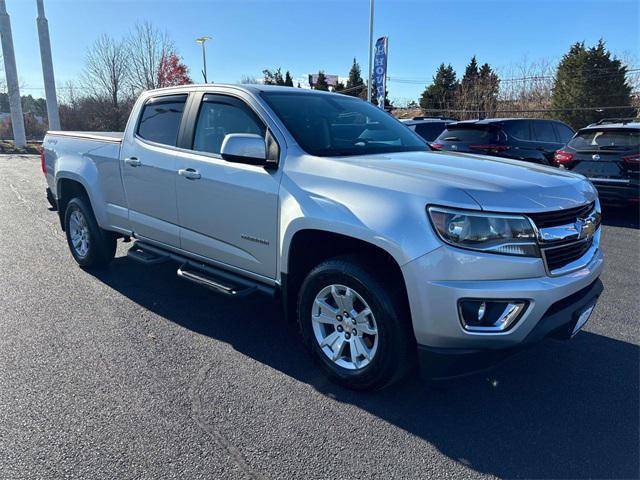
(347, 150, 597, 212)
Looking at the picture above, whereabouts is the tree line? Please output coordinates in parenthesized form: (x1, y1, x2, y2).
(414, 40, 635, 128)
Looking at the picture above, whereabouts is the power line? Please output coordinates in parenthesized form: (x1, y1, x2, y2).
(409, 105, 639, 114)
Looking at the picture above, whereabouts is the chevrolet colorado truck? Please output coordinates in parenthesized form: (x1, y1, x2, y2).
(42, 85, 604, 390)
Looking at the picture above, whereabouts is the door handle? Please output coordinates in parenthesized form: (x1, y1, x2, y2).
(178, 168, 201, 180)
(124, 157, 141, 167)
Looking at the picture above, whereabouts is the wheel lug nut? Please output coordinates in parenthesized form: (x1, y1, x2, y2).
(345, 333, 351, 339)
(337, 325, 343, 332)
(336, 315, 342, 322)
(352, 329, 357, 335)
(343, 311, 349, 318)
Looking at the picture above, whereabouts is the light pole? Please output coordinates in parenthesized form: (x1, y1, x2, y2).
(36, 0, 60, 131)
(367, 0, 374, 102)
(196, 36, 211, 83)
(0, 0, 26, 146)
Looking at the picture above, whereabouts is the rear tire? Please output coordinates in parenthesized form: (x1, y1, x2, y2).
(64, 196, 116, 268)
(297, 255, 415, 391)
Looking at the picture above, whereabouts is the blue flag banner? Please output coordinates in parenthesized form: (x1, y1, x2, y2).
(374, 36, 388, 109)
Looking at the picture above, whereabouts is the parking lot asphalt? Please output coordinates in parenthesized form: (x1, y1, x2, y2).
(0, 154, 638, 480)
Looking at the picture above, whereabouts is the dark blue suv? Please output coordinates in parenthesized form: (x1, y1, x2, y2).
(432, 118, 575, 165)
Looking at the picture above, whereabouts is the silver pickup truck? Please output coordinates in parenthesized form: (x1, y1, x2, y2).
(42, 84, 603, 390)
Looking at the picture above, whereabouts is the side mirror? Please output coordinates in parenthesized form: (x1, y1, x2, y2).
(220, 133, 268, 166)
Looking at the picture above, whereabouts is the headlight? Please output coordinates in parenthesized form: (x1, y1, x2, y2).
(427, 206, 539, 257)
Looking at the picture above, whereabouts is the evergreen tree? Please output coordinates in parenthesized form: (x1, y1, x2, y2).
(345, 58, 365, 97)
(419, 63, 458, 112)
(263, 68, 285, 85)
(551, 40, 633, 128)
(478, 62, 499, 117)
(313, 71, 329, 91)
(284, 71, 294, 87)
(461, 55, 479, 87)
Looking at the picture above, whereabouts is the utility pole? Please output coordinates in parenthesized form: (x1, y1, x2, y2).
(0, 0, 26, 147)
(196, 36, 211, 83)
(36, 0, 60, 130)
(367, 0, 374, 102)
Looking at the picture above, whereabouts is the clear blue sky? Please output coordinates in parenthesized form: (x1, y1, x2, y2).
(3, 0, 639, 103)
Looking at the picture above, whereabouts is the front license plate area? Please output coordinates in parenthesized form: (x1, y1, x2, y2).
(572, 302, 596, 337)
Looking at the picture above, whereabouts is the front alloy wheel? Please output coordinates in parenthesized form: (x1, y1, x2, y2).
(312, 284, 378, 370)
(297, 256, 415, 391)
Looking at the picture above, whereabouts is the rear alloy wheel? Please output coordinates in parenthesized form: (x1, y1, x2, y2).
(64, 197, 116, 268)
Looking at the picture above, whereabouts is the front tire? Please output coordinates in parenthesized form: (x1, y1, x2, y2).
(297, 256, 415, 391)
(64, 197, 116, 268)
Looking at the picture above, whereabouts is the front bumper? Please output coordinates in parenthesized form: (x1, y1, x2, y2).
(417, 278, 603, 378)
(401, 243, 604, 377)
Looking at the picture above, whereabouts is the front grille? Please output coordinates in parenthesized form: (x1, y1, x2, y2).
(527, 202, 595, 228)
(542, 238, 593, 271)
(526, 201, 598, 273)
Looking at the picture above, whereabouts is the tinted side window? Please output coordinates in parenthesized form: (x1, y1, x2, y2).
(532, 121, 558, 142)
(554, 123, 575, 143)
(414, 123, 445, 142)
(504, 120, 531, 140)
(193, 95, 265, 155)
(137, 95, 187, 146)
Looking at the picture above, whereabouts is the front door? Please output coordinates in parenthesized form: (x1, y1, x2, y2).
(175, 93, 280, 279)
(120, 94, 188, 247)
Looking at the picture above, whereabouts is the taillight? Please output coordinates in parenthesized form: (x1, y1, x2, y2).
(469, 144, 510, 151)
(622, 153, 640, 165)
(40, 149, 47, 175)
(430, 143, 444, 150)
(554, 150, 574, 165)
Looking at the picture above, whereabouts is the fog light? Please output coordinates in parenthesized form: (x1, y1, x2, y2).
(458, 300, 528, 332)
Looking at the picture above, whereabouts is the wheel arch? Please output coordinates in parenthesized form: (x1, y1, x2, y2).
(283, 228, 412, 330)
(56, 176, 93, 231)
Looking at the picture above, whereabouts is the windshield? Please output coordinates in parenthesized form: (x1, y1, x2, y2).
(569, 128, 639, 151)
(261, 92, 428, 157)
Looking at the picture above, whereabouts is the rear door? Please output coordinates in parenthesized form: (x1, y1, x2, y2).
(120, 94, 188, 247)
(174, 92, 281, 279)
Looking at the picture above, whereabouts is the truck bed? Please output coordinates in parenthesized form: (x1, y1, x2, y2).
(47, 131, 123, 143)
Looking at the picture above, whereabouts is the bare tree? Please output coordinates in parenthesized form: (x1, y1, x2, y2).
(239, 75, 259, 84)
(127, 21, 174, 92)
(81, 34, 132, 130)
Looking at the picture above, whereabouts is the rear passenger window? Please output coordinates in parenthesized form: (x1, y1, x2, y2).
(532, 121, 558, 142)
(504, 120, 531, 140)
(137, 95, 187, 146)
(554, 123, 575, 143)
(193, 95, 265, 155)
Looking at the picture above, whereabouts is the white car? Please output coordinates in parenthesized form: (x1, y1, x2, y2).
(42, 84, 604, 390)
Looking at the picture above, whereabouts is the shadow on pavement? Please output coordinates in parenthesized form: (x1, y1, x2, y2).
(91, 257, 639, 479)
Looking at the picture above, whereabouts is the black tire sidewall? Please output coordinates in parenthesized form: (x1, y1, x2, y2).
(298, 258, 411, 390)
(64, 197, 114, 268)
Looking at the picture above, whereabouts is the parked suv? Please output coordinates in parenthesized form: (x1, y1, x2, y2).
(401, 116, 458, 142)
(554, 119, 639, 205)
(42, 85, 603, 390)
(432, 118, 575, 165)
